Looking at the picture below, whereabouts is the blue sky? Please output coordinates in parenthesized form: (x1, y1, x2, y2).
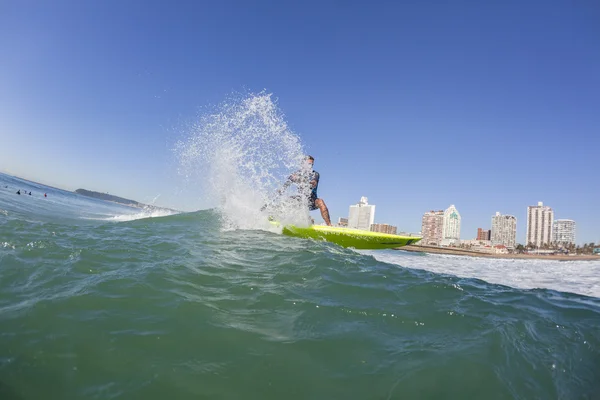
(1, 1, 598, 244)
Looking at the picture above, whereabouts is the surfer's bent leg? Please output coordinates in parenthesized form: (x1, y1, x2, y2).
(314, 198, 332, 226)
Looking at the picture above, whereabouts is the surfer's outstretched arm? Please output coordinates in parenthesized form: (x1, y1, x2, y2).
(276, 178, 293, 195)
(260, 175, 295, 211)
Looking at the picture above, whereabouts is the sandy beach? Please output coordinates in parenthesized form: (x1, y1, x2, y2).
(397, 245, 600, 261)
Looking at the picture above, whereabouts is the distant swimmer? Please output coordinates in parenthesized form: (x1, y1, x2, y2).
(29, 192, 32, 195)
(16, 190, 21, 195)
(44, 193, 47, 198)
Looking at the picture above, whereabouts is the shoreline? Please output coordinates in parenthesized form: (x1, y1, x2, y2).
(396, 245, 600, 261)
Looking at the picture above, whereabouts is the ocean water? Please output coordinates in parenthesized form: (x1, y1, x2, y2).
(1, 174, 600, 400)
(2, 93, 600, 399)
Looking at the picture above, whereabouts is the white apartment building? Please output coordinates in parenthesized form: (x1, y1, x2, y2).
(526, 202, 554, 247)
(491, 212, 517, 248)
(553, 219, 576, 245)
(348, 197, 375, 230)
(442, 205, 461, 244)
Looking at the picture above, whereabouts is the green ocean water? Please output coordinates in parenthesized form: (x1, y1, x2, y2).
(1, 173, 599, 400)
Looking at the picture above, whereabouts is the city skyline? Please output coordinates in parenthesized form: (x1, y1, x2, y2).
(341, 196, 592, 246)
(417, 201, 588, 247)
(335, 192, 591, 246)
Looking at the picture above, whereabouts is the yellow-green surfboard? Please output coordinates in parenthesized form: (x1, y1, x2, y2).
(271, 221, 421, 250)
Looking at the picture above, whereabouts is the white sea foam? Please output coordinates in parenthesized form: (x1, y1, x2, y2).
(364, 250, 600, 298)
(79, 207, 179, 222)
(103, 208, 178, 222)
(174, 91, 312, 231)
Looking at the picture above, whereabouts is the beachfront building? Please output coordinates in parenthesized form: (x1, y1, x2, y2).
(338, 217, 348, 227)
(526, 202, 554, 247)
(421, 210, 444, 246)
(442, 205, 461, 245)
(348, 197, 375, 230)
(477, 228, 491, 241)
(491, 212, 517, 248)
(553, 219, 576, 245)
(461, 239, 492, 247)
(370, 223, 397, 235)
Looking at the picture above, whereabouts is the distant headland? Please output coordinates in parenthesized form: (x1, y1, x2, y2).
(75, 189, 178, 212)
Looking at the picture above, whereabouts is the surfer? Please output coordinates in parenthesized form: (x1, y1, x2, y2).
(277, 155, 332, 226)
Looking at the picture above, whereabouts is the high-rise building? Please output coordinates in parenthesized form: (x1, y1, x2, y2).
(526, 202, 554, 247)
(553, 219, 576, 245)
(348, 197, 375, 230)
(442, 205, 461, 243)
(370, 223, 397, 235)
(421, 210, 444, 245)
(491, 212, 517, 248)
(477, 228, 491, 241)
